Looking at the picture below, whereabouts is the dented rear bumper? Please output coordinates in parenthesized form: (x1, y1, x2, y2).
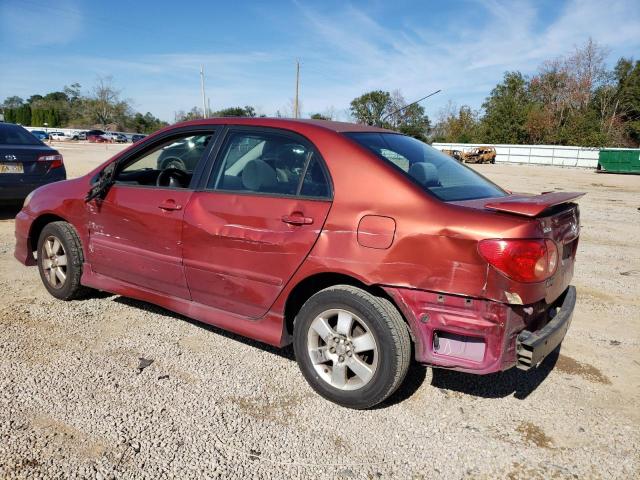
(516, 286, 575, 370)
(383, 285, 575, 374)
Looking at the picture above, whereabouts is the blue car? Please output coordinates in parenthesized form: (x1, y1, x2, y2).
(30, 130, 49, 141)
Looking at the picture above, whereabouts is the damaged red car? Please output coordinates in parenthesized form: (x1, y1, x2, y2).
(14, 118, 583, 409)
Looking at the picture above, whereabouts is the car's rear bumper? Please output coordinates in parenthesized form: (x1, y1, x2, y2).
(14, 209, 36, 266)
(0, 169, 66, 201)
(382, 285, 576, 374)
(516, 286, 575, 370)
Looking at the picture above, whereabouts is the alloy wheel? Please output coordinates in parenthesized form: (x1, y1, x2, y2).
(41, 235, 68, 289)
(307, 308, 378, 391)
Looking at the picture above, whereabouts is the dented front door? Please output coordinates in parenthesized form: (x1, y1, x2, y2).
(87, 185, 193, 299)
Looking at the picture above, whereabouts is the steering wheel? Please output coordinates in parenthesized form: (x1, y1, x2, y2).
(156, 168, 189, 188)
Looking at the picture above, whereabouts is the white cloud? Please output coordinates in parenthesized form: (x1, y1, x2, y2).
(0, 0, 83, 47)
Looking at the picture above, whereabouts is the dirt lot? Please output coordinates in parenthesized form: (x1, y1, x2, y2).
(1, 143, 639, 479)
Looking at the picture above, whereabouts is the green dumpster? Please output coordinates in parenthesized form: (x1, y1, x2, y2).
(598, 149, 640, 174)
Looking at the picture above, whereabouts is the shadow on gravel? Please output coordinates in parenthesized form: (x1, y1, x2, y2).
(113, 296, 296, 361)
(0, 204, 22, 220)
(431, 348, 560, 400)
(382, 361, 428, 408)
(109, 296, 558, 402)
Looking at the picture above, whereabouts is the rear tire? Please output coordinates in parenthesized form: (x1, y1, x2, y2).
(37, 221, 91, 300)
(293, 285, 411, 409)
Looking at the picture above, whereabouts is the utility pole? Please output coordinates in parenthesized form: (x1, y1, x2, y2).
(200, 65, 208, 118)
(293, 59, 300, 119)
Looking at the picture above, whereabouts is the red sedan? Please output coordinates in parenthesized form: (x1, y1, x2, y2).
(87, 134, 108, 143)
(14, 118, 583, 408)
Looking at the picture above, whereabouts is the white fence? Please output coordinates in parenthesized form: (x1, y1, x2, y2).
(431, 143, 612, 169)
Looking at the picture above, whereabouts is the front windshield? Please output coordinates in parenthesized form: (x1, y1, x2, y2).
(345, 132, 506, 201)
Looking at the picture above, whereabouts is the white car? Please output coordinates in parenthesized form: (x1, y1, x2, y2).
(49, 132, 71, 141)
(103, 132, 127, 143)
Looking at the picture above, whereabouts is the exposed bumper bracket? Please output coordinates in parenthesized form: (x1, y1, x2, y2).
(516, 286, 576, 370)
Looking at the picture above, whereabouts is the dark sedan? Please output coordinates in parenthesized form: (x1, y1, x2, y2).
(156, 134, 211, 171)
(0, 123, 66, 203)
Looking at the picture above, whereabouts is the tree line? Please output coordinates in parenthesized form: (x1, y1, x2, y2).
(1, 77, 167, 134)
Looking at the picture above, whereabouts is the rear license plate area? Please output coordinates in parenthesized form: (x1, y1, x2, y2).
(0, 162, 24, 174)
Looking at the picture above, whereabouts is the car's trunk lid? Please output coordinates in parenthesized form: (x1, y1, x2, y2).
(0, 144, 60, 177)
(453, 192, 584, 305)
(483, 192, 585, 217)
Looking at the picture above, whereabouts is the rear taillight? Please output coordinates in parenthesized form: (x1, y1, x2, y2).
(37, 154, 64, 169)
(478, 238, 558, 283)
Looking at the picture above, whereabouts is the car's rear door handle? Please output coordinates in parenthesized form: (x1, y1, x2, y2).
(158, 199, 182, 211)
(282, 213, 313, 225)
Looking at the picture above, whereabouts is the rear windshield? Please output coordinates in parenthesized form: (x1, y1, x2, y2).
(345, 132, 507, 201)
(0, 123, 43, 146)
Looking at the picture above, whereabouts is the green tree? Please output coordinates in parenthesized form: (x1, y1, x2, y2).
(4, 109, 17, 123)
(84, 76, 132, 129)
(27, 94, 44, 104)
(481, 71, 533, 143)
(174, 107, 204, 122)
(310, 113, 331, 120)
(213, 106, 256, 117)
(15, 104, 32, 125)
(128, 112, 167, 133)
(31, 109, 45, 127)
(432, 103, 480, 143)
(350, 90, 391, 126)
(615, 58, 640, 145)
(349, 90, 430, 140)
(386, 90, 431, 141)
(2, 96, 24, 109)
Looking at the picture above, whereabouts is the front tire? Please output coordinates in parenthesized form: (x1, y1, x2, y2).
(37, 221, 90, 300)
(293, 285, 411, 409)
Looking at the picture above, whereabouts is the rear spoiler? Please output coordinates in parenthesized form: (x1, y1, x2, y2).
(485, 192, 585, 217)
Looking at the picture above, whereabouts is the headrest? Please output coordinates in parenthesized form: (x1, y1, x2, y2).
(408, 162, 439, 187)
(242, 159, 277, 191)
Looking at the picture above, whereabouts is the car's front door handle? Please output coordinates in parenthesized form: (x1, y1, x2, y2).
(158, 199, 182, 211)
(282, 213, 313, 225)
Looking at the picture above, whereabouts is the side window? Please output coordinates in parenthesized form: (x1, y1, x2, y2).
(209, 131, 330, 197)
(116, 132, 213, 188)
(300, 156, 330, 197)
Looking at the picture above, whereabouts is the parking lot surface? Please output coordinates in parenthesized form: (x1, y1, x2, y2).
(1, 143, 638, 479)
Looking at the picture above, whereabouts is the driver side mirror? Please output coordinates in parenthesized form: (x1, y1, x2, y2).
(85, 162, 116, 202)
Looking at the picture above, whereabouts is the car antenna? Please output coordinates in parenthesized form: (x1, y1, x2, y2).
(378, 89, 442, 126)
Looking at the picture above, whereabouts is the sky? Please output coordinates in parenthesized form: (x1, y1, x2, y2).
(1, 0, 639, 122)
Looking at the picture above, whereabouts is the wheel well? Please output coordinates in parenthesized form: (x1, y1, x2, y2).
(283, 272, 407, 338)
(28, 214, 67, 256)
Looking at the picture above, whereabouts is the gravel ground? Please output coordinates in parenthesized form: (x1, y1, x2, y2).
(0, 143, 639, 479)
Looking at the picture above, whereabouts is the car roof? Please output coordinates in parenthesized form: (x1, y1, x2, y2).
(169, 117, 395, 134)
